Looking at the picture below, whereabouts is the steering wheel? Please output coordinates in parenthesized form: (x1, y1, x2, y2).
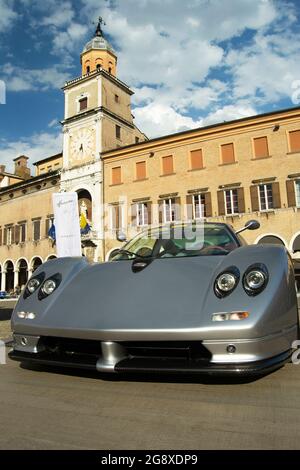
(136, 247, 152, 258)
(200, 245, 229, 254)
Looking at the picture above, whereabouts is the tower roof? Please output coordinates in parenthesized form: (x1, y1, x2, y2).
(82, 17, 116, 56)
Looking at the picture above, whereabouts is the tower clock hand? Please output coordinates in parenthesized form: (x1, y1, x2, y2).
(79, 143, 83, 152)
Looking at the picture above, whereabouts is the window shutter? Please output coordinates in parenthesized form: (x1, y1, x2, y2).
(11, 226, 15, 244)
(250, 185, 259, 212)
(190, 149, 203, 170)
(286, 180, 296, 207)
(3, 228, 7, 246)
(272, 182, 281, 209)
(158, 200, 163, 224)
(45, 219, 50, 238)
(162, 156, 174, 175)
(147, 202, 152, 225)
(15, 225, 20, 245)
(111, 206, 116, 230)
(186, 195, 193, 220)
(237, 187, 245, 213)
(221, 143, 235, 164)
(289, 130, 300, 152)
(254, 137, 269, 158)
(217, 190, 225, 216)
(131, 204, 137, 226)
(205, 192, 212, 217)
(116, 206, 120, 231)
(79, 98, 88, 111)
(112, 167, 122, 185)
(175, 197, 181, 221)
(136, 162, 146, 180)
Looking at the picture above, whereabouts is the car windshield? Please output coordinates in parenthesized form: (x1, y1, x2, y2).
(111, 223, 239, 261)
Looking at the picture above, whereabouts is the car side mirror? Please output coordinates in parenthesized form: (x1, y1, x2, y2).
(117, 232, 127, 243)
(236, 220, 260, 235)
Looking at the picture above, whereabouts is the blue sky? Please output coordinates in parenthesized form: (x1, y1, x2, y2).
(1, 0, 300, 172)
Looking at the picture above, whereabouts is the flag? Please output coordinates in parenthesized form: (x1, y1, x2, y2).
(80, 213, 91, 235)
(48, 220, 56, 242)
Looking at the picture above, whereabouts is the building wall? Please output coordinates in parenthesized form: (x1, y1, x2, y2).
(35, 155, 63, 176)
(81, 49, 117, 76)
(66, 78, 99, 120)
(102, 78, 132, 123)
(0, 176, 59, 291)
(103, 108, 300, 260)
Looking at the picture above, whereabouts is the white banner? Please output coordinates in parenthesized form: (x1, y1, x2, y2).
(52, 192, 82, 258)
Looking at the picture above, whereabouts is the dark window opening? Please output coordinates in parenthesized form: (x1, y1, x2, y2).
(116, 125, 121, 140)
(79, 97, 88, 111)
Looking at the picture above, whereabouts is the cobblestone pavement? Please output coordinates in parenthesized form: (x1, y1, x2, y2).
(0, 321, 11, 340)
(1, 357, 300, 449)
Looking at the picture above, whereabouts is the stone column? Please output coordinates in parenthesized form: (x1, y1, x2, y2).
(14, 269, 19, 289)
(1, 270, 6, 291)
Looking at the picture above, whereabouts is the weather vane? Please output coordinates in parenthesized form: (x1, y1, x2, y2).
(93, 16, 106, 37)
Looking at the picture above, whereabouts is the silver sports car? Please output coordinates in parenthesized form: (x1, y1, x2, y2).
(9, 221, 299, 377)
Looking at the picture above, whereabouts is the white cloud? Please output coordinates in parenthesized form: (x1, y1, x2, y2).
(78, 0, 291, 136)
(48, 118, 60, 128)
(0, 131, 62, 173)
(226, 29, 300, 104)
(52, 22, 88, 57)
(41, 1, 74, 28)
(201, 104, 257, 126)
(133, 101, 257, 137)
(0, 0, 18, 33)
(133, 102, 203, 136)
(1, 63, 71, 91)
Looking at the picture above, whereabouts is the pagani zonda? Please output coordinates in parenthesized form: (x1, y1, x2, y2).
(9, 221, 299, 377)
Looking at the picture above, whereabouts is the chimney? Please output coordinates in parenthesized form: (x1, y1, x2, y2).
(0, 164, 5, 184)
(13, 155, 31, 179)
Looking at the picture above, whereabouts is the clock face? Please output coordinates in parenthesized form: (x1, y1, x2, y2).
(70, 128, 95, 163)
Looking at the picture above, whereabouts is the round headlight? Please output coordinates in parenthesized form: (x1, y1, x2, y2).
(245, 270, 265, 290)
(216, 273, 237, 292)
(27, 278, 40, 294)
(42, 279, 57, 296)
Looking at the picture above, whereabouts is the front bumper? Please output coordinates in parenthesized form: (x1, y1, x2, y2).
(8, 332, 295, 377)
(8, 348, 291, 377)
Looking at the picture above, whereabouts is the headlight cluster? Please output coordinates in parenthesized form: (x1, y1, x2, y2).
(214, 267, 240, 298)
(243, 264, 268, 296)
(24, 272, 62, 300)
(38, 274, 62, 300)
(24, 272, 45, 299)
(214, 263, 268, 298)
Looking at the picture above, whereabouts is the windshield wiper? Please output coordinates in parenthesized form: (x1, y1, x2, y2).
(118, 249, 148, 259)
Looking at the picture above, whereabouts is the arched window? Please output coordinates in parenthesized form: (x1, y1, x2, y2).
(86, 66, 90, 74)
(32, 257, 43, 273)
(96, 64, 101, 71)
(292, 234, 300, 253)
(5, 261, 14, 292)
(18, 259, 28, 288)
(77, 189, 92, 221)
(258, 236, 285, 246)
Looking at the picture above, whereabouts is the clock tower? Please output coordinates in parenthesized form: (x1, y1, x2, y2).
(60, 18, 147, 261)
